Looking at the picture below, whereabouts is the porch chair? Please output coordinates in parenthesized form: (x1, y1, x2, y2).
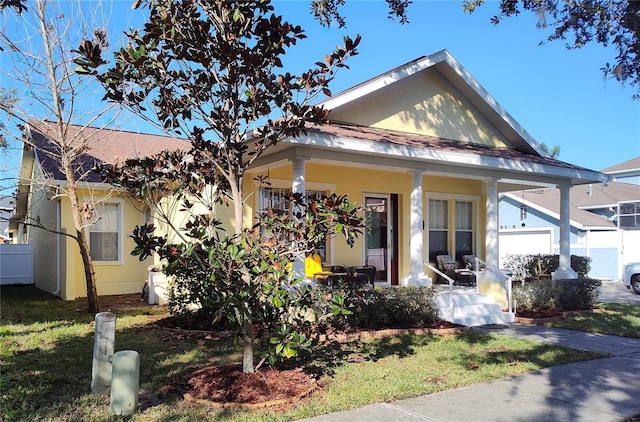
(462, 254, 484, 272)
(350, 265, 376, 288)
(307, 255, 350, 287)
(435, 254, 475, 286)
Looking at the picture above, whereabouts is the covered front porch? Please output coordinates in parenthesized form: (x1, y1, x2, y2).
(247, 140, 604, 289)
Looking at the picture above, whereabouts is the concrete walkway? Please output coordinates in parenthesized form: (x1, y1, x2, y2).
(298, 325, 640, 422)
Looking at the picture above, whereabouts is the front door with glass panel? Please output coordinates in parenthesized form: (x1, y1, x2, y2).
(364, 195, 392, 284)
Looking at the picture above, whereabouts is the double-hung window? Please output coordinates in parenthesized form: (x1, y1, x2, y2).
(428, 196, 477, 261)
(619, 201, 640, 230)
(455, 200, 473, 259)
(428, 199, 448, 261)
(89, 202, 121, 262)
(258, 187, 328, 261)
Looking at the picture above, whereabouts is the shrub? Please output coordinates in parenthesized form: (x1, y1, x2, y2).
(502, 254, 592, 280)
(512, 278, 602, 312)
(351, 287, 438, 329)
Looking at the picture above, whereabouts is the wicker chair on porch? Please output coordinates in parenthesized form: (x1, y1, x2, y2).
(462, 254, 484, 272)
(435, 254, 475, 286)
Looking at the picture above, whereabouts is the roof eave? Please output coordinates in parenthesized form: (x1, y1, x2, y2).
(287, 131, 606, 185)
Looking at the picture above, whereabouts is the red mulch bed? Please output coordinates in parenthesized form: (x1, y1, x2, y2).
(99, 294, 466, 408)
(181, 364, 317, 407)
(155, 314, 466, 408)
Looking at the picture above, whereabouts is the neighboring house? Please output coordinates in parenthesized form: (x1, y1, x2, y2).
(602, 156, 640, 185)
(12, 50, 608, 302)
(0, 195, 15, 243)
(499, 159, 640, 280)
(10, 120, 189, 300)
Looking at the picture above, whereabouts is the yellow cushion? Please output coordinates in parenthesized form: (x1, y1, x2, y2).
(305, 254, 324, 278)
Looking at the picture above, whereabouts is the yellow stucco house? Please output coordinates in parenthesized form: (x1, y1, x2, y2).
(11, 120, 189, 300)
(13, 50, 607, 310)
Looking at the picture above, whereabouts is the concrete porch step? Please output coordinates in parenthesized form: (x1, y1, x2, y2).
(434, 287, 514, 327)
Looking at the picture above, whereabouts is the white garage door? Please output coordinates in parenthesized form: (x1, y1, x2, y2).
(499, 229, 553, 268)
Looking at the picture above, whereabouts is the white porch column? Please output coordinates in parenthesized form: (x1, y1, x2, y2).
(402, 171, 432, 286)
(290, 157, 308, 280)
(553, 183, 578, 280)
(485, 178, 499, 269)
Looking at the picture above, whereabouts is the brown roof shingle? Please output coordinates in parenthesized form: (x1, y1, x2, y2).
(511, 181, 640, 228)
(307, 122, 591, 172)
(602, 157, 640, 173)
(28, 120, 190, 183)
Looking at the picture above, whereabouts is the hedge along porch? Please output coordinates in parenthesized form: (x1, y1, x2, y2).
(243, 50, 608, 298)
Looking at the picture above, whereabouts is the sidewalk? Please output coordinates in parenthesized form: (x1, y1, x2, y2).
(298, 325, 640, 422)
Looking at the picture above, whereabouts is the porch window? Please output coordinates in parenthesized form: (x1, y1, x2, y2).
(428, 199, 448, 261)
(455, 201, 473, 259)
(89, 202, 121, 262)
(258, 187, 328, 261)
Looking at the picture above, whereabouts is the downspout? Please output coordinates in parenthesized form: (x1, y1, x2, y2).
(53, 197, 61, 297)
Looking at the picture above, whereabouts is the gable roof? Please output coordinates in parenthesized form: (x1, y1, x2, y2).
(250, 50, 608, 189)
(602, 156, 640, 181)
(319, 49, 548, 157)
(503, 181, 640, 229)
(602, 157, 640, 173)
(27, 120, 190, 184)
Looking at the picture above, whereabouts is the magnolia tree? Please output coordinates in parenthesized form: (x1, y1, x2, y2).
(76, 0, 363, 373)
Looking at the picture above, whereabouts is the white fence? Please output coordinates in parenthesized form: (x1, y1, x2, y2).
(621, 230, 640, 267)
(0, 244, 34, 285)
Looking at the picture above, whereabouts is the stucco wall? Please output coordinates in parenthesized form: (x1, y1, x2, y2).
(329, 71, 507, 148)
(29, 168, 59, 294)
(245, 163, 487, 282)
(59, 190, 152, 299)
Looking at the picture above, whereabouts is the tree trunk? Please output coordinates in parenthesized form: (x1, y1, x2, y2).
(242, 318, 255, 373)
(230, 175, 254, 373)
(76, 229, 100, 313)
(230, 175, 244, 236)
(66, 179, 100, 314)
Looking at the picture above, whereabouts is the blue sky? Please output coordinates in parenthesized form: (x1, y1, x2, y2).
(2, 0, 638, 180)
(273, 0, 639, 171)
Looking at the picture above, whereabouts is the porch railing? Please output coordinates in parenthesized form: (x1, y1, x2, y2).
(425, 258, 514, 319)
(424, 263, 456, 320)
(468, 257, 513, 314)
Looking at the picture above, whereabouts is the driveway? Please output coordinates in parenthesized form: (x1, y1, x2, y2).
(598, 279, 640, 305)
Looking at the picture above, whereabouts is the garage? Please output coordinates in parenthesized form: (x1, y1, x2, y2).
(499, 228, 553, 268)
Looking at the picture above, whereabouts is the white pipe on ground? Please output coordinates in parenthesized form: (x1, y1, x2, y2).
(110, 350, 140, 416)
(91, 312, 116, 394)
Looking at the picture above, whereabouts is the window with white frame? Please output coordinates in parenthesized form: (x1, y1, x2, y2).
(258, 187, 328, 261)
(619, 201, 640, 230)
(89, 202, 121, 262)
(455, 200, 473, 260)
(428, 196, 478, 262)
(428, 199, 448, 261)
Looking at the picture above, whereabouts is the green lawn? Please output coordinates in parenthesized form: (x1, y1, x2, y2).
(0, 285, 609, 422)
(547, 302, 640, 338)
